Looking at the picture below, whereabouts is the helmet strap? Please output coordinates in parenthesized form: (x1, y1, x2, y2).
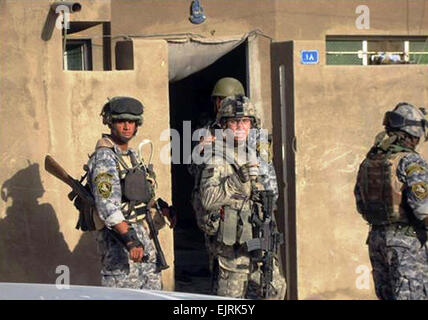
(388, 130, 419, 150)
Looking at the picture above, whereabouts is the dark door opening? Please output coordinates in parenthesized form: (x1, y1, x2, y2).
(169, 41, 247, 294)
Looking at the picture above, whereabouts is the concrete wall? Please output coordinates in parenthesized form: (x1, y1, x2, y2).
(274, 0, 428, 40)
(3, 0, 428, 299)
(0, 0, 174, 290)
(111, 0, 276, 130)
(111, 0, 428, 40)
(292, 40, 428, 299)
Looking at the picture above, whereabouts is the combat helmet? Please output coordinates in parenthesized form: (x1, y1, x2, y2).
(383, 102, 427, 139)
(101, 96, 144, 126)
(211, 77, 245, 98)
(216, 95, 260, 128)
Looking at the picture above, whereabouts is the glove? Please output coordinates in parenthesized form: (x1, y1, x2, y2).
(236, 163, 259, 183)
(120, 226, 144, 251)
(236, 163, 252, 183)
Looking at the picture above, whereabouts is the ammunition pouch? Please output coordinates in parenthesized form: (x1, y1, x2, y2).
(217, 207, 253, 246)
(122, 167, 154, 204)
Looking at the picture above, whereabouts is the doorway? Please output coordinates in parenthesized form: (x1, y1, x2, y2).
(169, 41, 247, 294)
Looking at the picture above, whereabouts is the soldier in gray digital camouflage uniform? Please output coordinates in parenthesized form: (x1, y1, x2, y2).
(354, 102, 428, 300)
(197, 95, 286, 299)
(87, 96, 171, 290)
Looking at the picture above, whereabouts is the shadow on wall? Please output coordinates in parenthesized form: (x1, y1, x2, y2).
(0, 162, 100, 286)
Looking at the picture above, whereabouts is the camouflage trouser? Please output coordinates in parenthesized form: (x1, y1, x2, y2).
(368, 225, 428, 300)
(96, 222, 162, 290)
(210, 244, 286, 299)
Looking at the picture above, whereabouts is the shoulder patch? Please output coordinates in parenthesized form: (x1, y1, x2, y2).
(95, 172, 113, 199)
(411, 182, 428, 200)
(405, 163, 426, 176)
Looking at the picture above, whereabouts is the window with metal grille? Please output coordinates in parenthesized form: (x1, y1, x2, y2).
(326, 37, 428, 66)
(63, 39, 92, 71)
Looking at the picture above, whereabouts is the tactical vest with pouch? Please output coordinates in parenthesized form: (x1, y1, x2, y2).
(217, 204, 253, 246)
(215, 144, 255, 247)
(355, 150, 411, 225)
(75, 136, 155, 231)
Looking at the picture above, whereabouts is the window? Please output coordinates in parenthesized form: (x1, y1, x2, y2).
(326, 40, 362, 65)
(326, 37, 428, 65)
(63, 39, 92, 71)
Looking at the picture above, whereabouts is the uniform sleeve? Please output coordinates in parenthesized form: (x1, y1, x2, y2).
(89, 148, 125, 228)
(199, 158, 251, 211)
(397, 153, 428, 221)
(265, 162, 279, 203)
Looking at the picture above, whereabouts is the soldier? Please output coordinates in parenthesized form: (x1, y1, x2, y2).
(87, 96, 173, 289)
(354, 102, 428, 300)
(189, 77, 246, 282)
(189, 77, 246, 177)
(197, 95, 286, 299)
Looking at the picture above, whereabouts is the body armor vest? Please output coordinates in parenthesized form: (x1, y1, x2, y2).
(213, 143, 255, 246)
(76, 137, 155, 231)
(115, 151, 154, 207)
(355, 151, 411, 225)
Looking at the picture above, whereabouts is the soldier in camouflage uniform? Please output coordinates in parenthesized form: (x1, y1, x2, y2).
(197, 95, 286, 299)
(87, 96, 171, 290)
(188, 77, 246, 178)
(354, 102, 428, 300)
(190, 78, 278, 280)
(189, 78, 246, 279)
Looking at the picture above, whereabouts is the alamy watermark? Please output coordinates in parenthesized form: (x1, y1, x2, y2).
(55, 5, 71, 30)
(55, 265, 70, 289)
(157, 122, 270, 166)
(355, 5, 370, 30)
(355, 264, 371, 290)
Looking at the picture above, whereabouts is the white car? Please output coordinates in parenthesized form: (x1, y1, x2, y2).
(0, 282, 232, 300)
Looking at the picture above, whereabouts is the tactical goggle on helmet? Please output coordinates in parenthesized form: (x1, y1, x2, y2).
(217, 95, 259, 127)
(383, 104, 428, 140)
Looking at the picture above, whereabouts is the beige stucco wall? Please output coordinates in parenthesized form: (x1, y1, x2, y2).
(0, 0, 173, 290)
(274, 0, 428, 40)
(110, 0, 428, 40)
(3, 0, 428, 299)
(292, 40, 428, 300)
(110, 0, 276, 130)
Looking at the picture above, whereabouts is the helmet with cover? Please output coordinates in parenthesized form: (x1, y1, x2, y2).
(216, 95, 260, 128)
(101, 96, 144, 126)
(383, 102, 427, 139)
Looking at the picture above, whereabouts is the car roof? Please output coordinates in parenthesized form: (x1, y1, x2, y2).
(0, 283, 234, 300)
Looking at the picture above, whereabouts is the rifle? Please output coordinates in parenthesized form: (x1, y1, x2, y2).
(135, 198, 170, 271)
(246, 189, 284, 299)
(44, 155, 94, 206)
(44, 155, 170, 269)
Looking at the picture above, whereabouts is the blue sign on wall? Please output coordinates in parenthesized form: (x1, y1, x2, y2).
(301, 50, 319, 64)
